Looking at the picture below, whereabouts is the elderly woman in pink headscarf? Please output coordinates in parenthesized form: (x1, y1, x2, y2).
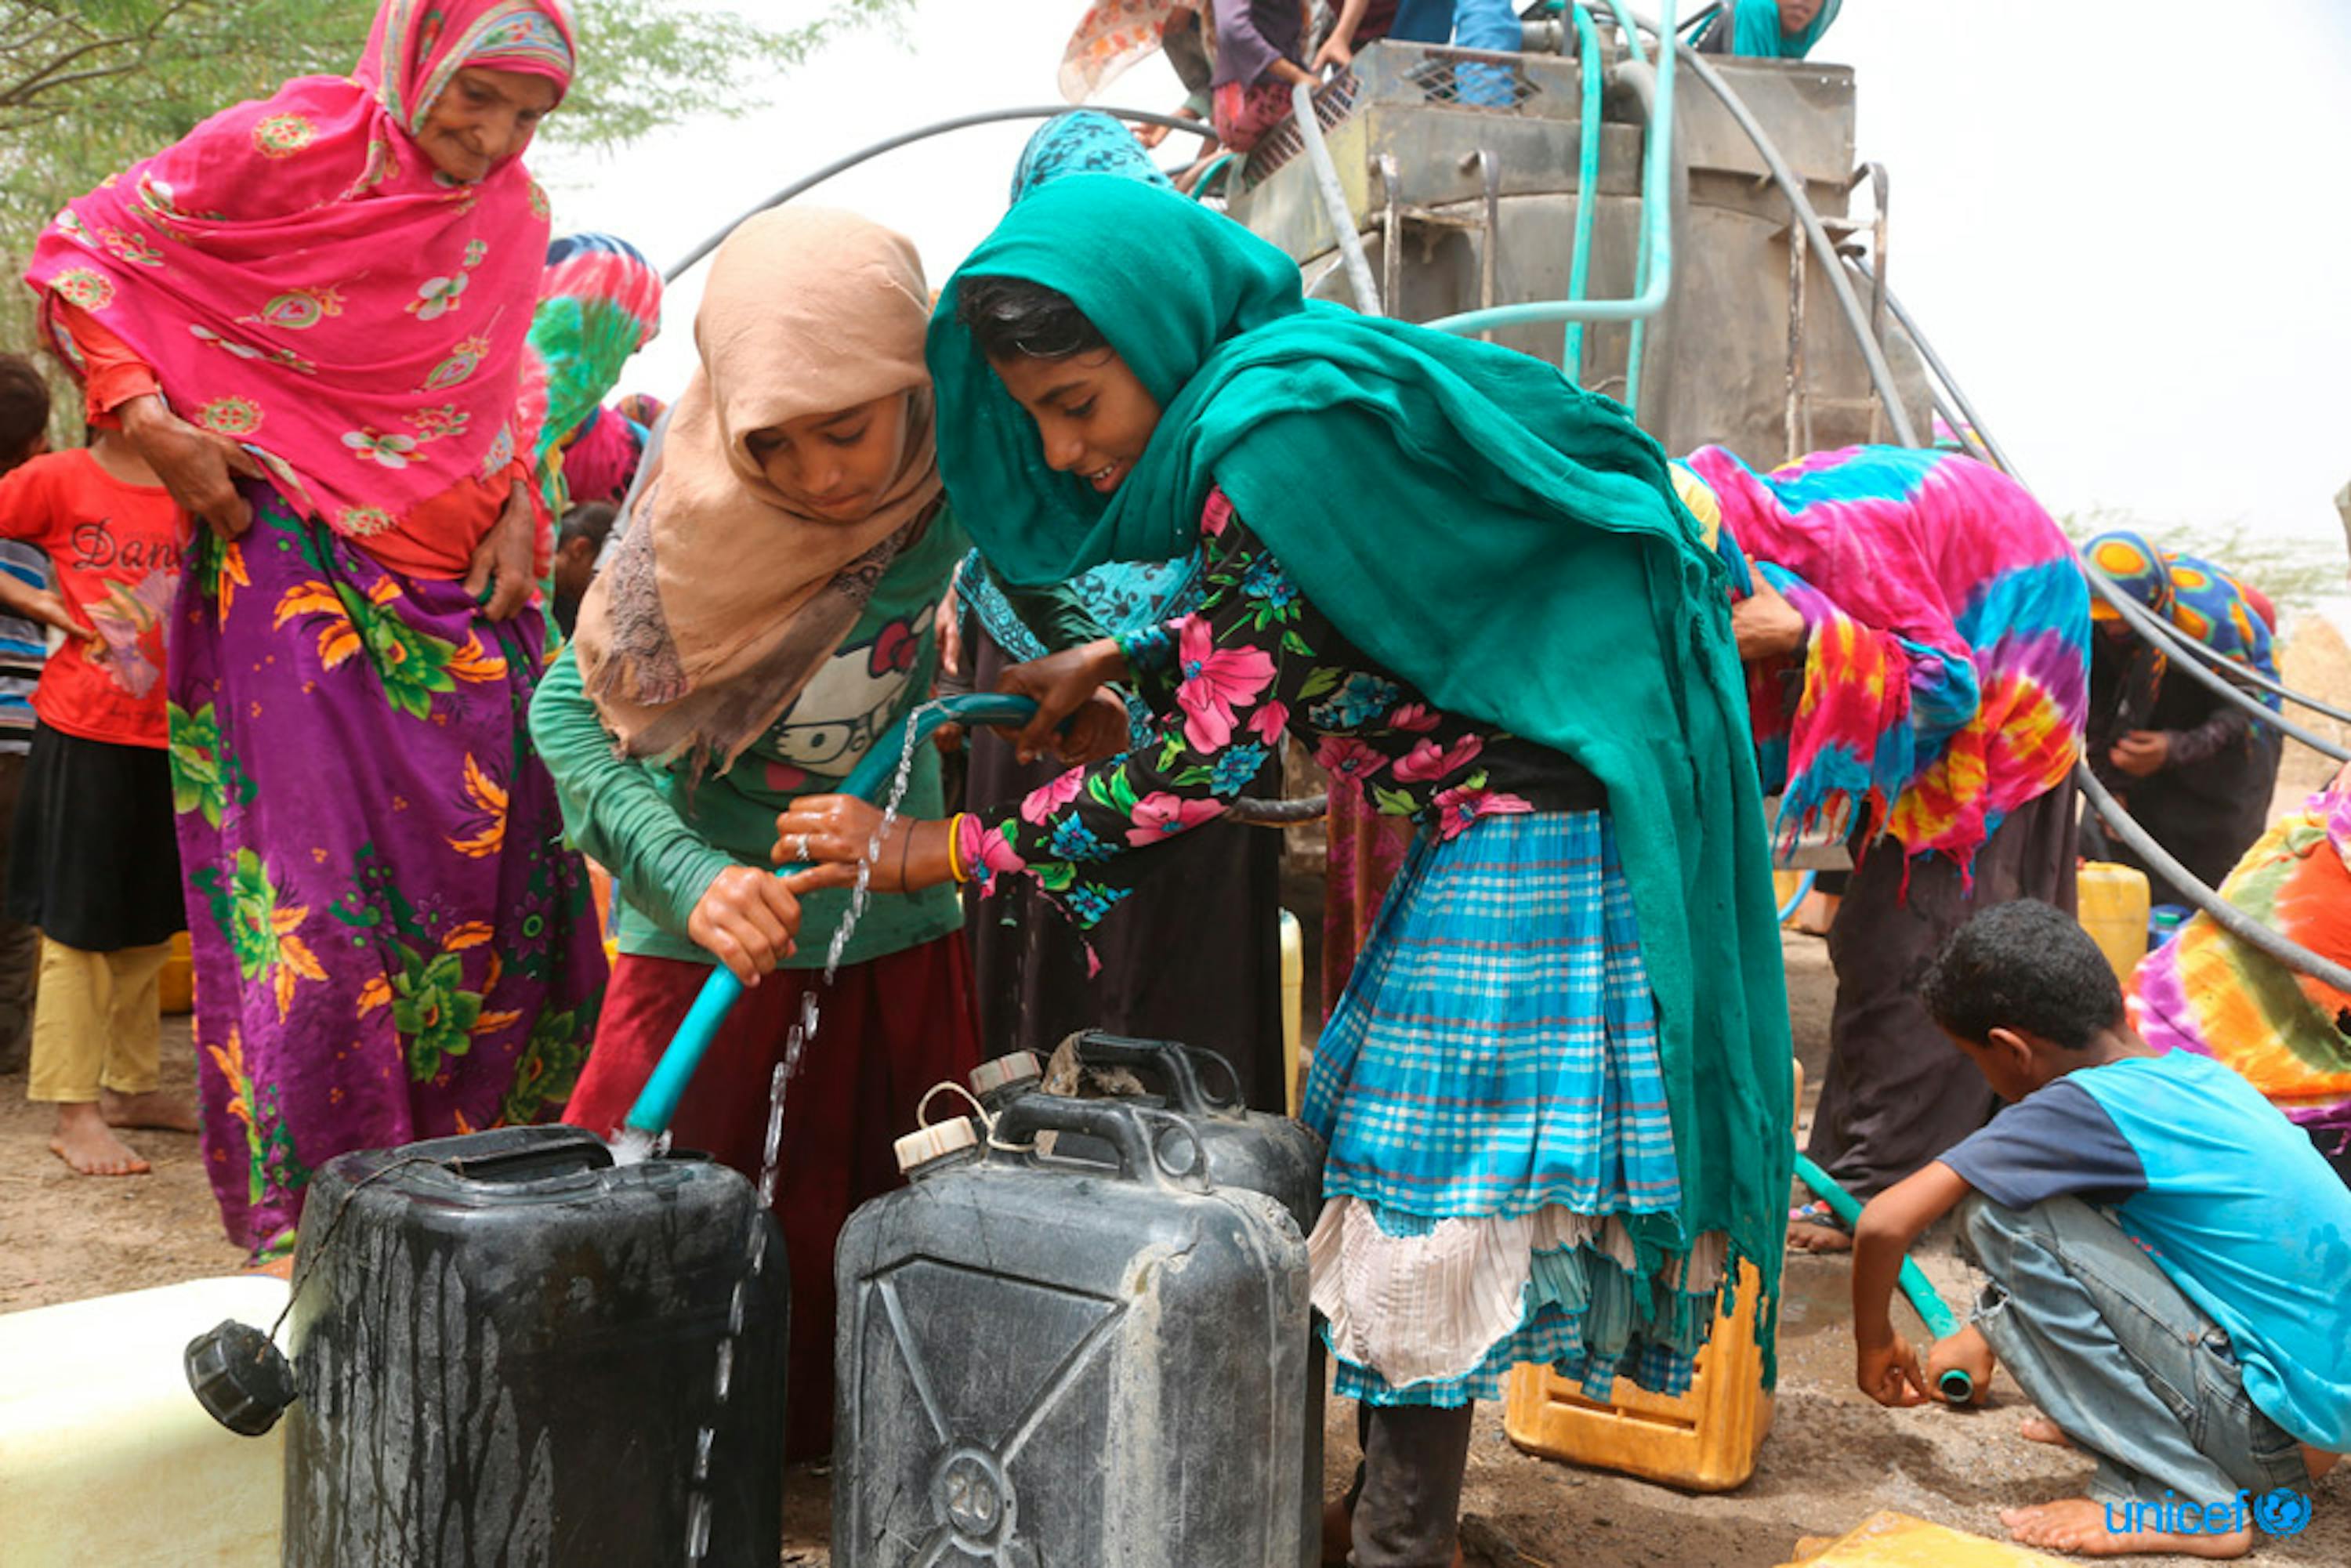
(24, 0, 607, 1262)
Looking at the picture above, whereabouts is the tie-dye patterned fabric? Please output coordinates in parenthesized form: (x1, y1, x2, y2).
(2132, 763, 2351, 1150)
(1687, 444, 2091, 872)
(520, 233, 663, 518)
(2084, 529, 2281, 711)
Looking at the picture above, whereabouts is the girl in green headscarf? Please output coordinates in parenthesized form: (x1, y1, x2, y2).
(1695, 0, 1842, 60)
(781, 176, 1791, 1565)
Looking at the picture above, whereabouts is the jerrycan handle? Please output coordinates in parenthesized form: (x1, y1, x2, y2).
(442, 1126, 614, 1182)
(1072, 1032, 1244, 1115)
(992, 1095, 1212, 1193)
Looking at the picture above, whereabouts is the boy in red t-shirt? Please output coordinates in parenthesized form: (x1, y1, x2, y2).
(0, 424, 191, 1175)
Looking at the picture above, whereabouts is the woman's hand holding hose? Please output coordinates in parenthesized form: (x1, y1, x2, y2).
(120, 394, 263, 540)
(994, 637, 1128, 764)
(774, 798, 956, 896)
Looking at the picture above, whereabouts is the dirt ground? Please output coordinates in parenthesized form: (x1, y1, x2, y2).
(8, 627, 2351, 1566)
(9, 938, 2346, 1566)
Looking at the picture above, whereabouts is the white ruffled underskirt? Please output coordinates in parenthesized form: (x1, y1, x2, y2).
(1307, 1197, 1729, 1389)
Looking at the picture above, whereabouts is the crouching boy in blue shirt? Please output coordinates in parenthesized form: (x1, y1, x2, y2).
(1853, 899, 2346, 1559)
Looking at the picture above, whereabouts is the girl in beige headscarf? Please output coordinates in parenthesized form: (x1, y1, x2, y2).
(530, 206, 983, 1463)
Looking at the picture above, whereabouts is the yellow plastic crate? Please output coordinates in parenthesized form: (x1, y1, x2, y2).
(1502, 1258, 1773, 1492)
(1778, 1511, 2072, 1567)
(158, 930, 194, 1016)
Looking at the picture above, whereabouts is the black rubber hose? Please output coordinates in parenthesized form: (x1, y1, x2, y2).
(664, 106, 1219, 281)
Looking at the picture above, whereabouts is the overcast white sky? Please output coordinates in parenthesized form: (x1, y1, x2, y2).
(537, 0, 2351, 552)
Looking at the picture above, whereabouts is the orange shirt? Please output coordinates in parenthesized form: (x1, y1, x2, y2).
(0, 450, 185, 748)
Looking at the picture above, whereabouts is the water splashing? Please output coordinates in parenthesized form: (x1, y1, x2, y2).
(677, 702, 947, 1566)
(823, 699, 940, 982)
(607, 1125, 670, 1168)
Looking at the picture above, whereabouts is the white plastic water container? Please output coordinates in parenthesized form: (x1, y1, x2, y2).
(0, 1276, 287, 1566)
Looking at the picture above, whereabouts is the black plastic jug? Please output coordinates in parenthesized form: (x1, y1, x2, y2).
(1062, 1032, 1324, 1233)
(274, 1126, 788, 1567)
(833, 1095, 1317, 1566)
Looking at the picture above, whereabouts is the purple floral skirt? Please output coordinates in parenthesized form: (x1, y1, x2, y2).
(172, 487, 607, 1258)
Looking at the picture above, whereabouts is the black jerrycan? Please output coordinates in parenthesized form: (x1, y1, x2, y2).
(833, 1095, 1315, 1567)
(269, 1126, 788, 1566)
(1060, 1031, 1325, 1234)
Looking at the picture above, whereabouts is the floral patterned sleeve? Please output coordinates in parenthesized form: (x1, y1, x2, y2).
(1113, 617, 1184, 710)
(963, 487, 1595, 932)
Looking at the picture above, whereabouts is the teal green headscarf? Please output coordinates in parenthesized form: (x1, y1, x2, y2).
(1725, 0, 1842, 60)
(929, 176, 1794, 1363)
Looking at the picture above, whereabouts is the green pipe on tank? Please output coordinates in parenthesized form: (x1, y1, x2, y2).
(1427, 0, 1676, 337)
(1792, 1151, 1977, 1403)
(1561, 2, 1605, 376)
(1595, 0, 1650, 63)
(1190, 152, 1237, 201)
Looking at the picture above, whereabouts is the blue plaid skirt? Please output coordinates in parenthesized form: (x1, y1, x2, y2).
(1305, 809, 1720, 1406)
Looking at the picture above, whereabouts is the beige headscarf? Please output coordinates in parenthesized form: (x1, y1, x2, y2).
(571, 207, 944, 777)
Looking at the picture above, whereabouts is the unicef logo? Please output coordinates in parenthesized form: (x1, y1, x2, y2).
(2253, 1488, 2314, 1537)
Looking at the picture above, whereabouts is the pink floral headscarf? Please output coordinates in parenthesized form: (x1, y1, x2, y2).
(24, 0, 576, 544)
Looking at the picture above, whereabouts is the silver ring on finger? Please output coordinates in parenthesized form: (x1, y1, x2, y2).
(794, 834, 812, 862)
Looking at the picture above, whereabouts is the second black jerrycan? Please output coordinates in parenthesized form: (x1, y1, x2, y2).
(833, 1095, 1314, 1567)
(1062, 1032, 1324, 1235)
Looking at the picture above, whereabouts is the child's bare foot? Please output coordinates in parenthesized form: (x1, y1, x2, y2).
(49, 1102, 150, 1175)
(2018, 1414, 2073, 1447)
(2001, 1497, 2250, 1558)
(2307, 1446, 2341, 1481)
(1788, 1201, 1854, 1253)
(101, 1087, 199, 1133)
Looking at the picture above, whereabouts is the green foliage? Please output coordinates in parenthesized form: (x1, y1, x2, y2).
(0, 0, 906, 355)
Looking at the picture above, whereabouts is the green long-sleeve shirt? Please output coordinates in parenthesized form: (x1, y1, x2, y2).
(529, 512, 969, 969)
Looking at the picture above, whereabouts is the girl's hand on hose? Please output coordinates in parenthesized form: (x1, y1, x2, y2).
(463, 481, 538, 622)
(120, 395, 263, 540)
(687, 865, 804, 986)
(774, 798, 956, 896)
(996, 638, 1126, 764)
(1054, 688, 1135, 765)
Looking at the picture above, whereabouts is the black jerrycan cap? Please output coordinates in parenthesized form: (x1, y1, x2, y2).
(186, 1317, 298, 1436)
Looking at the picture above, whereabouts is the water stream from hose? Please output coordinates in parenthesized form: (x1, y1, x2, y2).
(679, 698, 947, 1565)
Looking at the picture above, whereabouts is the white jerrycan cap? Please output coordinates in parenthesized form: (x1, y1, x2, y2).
(895, 1116, 980, 1176)
(968, 1051, 1043, 1102)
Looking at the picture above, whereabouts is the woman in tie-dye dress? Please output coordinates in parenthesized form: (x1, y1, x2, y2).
(1685, 445, 2091, 1244)
(23, 0, 608, 1262)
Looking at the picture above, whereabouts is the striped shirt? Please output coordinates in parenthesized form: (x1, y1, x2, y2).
(0, 541, 46, 758)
